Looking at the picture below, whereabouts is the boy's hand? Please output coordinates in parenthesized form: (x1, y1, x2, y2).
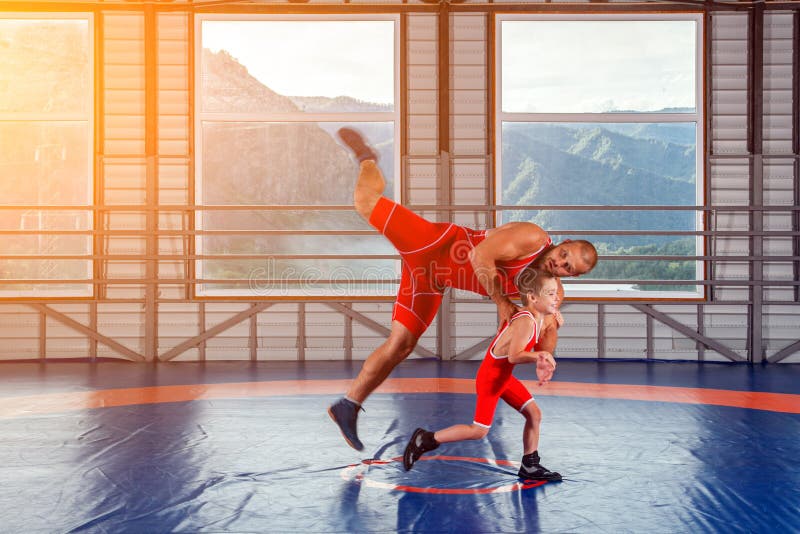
(535, 351, 556, 386)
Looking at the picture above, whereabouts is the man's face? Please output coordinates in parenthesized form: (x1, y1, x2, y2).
(541, 242, 590, 277)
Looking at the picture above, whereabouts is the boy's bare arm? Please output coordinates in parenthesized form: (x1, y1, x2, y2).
(504, 315, 557, 385)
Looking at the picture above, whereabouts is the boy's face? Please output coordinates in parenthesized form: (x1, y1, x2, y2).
(528, 278, 560, 315)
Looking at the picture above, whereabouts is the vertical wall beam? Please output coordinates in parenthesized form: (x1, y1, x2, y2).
(144, 6, 159, 361)
(697, 304, 706, 361)
(747, 5, 765, 363)
(343, 303, 353, 361)
(297, 303, 306, 362)
(597, 304, 606, 359)
(436, 5, 452, 360)
(400, 13, 409, 206)
(793, 11, 799, 303)
(705, 11, 715, 303)
(199, 303, 206, 361)
(486, 12, 496, 219)
(39, 310, 46, 360)
(187, 13, 196, 302)
(249, 304, 258, 361)
(94, 10, 106, 304)
(90, 302, 98, 361)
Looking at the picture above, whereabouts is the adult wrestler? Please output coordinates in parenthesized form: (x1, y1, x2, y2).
(328, 128, 597, 451)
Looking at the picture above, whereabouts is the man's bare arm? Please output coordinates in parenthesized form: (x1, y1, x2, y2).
(536, 317, 559, 355)
(469, 222, 550, 325)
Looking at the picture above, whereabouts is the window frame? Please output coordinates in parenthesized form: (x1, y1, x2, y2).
(494, 12, 706, 300)
(0, 12, 94, 298)
(193, 13, 402, 299)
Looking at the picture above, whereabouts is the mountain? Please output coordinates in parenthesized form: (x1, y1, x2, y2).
(201, 49, 397, 209)
(200, 49, 401, 276)
(504, 123, 696, 182)
(501, 124, 697, 248)
(288, 95, 392, 113)
(600, 123, 696, 147)
(202, 48, 697, 280)
(202, 49, 358, 208)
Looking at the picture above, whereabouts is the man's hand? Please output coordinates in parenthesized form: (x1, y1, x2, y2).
(553, 310, 564, 328)
(497, 298, 520, 328)
(535, 351, 556, 386)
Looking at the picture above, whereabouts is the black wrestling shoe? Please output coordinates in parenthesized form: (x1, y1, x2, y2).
(518, 451, 562, 481)
(337, 127, 378, 163)
(328, 398, 364, 451)
(403, 428, 439, 471)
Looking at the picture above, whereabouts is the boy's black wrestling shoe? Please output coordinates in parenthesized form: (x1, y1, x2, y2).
(403, 428, 439, 471)
(518, 451, 562, 481)
(328, 397, 364, 451)
(337, 127, 378, 163)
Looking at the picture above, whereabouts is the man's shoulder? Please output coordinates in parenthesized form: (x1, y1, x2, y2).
(495, 221, 549, 239)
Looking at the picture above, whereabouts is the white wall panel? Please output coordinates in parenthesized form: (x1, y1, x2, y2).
(764, 13, 795, 155)
(711, 13, 749, 156)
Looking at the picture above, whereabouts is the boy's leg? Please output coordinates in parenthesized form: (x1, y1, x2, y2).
(520, 400, 542, 456)
(404, 400, 491, 471)
(518, 450, 562, 482)
(403, 427, 440, 471)
(432, 423, 488, 444)
(518, 406, 561, 481)
(500, 379, 561, 481)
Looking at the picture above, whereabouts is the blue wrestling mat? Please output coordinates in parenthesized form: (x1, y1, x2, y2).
(0, 360, 798, 533)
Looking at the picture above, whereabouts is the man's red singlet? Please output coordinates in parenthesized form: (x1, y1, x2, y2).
(472, 310, 541, 428)
(369, 197, 552, 338)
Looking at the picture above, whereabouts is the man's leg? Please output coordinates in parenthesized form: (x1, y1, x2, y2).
(354, 160, 385, 222)
(347, 320, 418, 403)
(337, 128, 385, 222)
(328, 321, 418, 451)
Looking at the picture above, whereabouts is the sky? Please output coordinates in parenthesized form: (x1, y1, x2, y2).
(202, 18, 697, 113)
(501, 20, 698, 113)
(202, 20, 396, 105)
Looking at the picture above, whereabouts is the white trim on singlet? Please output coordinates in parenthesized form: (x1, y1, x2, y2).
(394, 223, 456, 255)
(472, 420, 491, 429)
(381, 202, 398, 235)
(465, 229, 485, 249)
(518, 398, 535, 413)
(394, 301, 427, 326)
(488, 310, 542, 360)
(511, 240, 551, 286)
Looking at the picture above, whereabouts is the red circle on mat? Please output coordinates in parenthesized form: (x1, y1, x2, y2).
(340, 455, 548, 495)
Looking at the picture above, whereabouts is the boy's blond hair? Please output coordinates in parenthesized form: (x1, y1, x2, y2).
(516, 268, 556, 306)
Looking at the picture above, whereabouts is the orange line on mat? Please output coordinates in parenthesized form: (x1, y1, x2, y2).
(1, 378, 799, 419)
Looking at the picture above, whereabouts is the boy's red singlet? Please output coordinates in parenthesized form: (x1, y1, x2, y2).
(473, 310, 541, 428)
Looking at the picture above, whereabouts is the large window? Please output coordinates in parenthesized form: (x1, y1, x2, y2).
(496, 15, 704, 298)
(196, 15, 400, 297)
(0, 14, 93, 296)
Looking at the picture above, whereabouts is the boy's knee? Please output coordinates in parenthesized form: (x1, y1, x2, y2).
(523, 402, 542, 422)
